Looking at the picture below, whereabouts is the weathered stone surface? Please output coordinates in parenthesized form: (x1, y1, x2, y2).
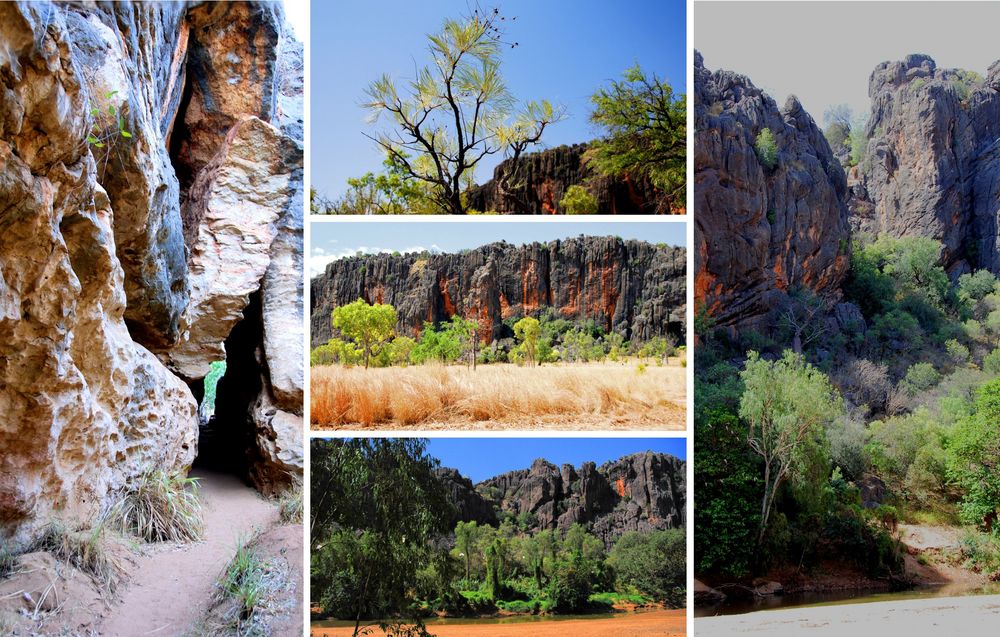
(434, 468, 498, 526)
(168, 115, 301, 380)
(0, 2, 196, 546)
(463, 451, 685, 547)
(0, 0, 303, 546)
(66, 3, 191, 350)
(465, 144, 678, 214)
(311, 236, 686, 346)
(855, 54, 1000, 274)
(694, 51, 850, 326)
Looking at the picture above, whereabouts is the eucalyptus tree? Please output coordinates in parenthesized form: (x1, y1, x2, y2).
(363, 8, 562, 214)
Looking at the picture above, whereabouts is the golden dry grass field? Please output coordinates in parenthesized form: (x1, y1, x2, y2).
(310, 360, 686, 430)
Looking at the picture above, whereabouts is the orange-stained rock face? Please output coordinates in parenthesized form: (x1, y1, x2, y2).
(311, 236, 687, 346)
(694, 51, 850, 326)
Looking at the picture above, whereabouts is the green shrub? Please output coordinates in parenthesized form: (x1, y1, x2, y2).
(984, 348, 1000, 374)
(901, 362, 941, 395)
(945, 339, 971, 365)
(754, 128, 778, 170)
(560, 185, 598, 215)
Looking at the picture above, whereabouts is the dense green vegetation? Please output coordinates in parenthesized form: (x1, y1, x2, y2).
(311, 8, 684, 215)
(311, 439, 685, 636)
(311, 299, 679, 368)
(696, 234, 1000, 582)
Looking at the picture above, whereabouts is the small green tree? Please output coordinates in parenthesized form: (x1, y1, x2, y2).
(559, 185, 598, 214)
(446, 315, 480, 369)
(513, 316, 541, 366)
(948, 379, 1000, 528)
(754, 128, 778, 170)
(332, 299, 398, 369)
(454, 520, 480, 581)
(740, 350, 843, 548)
(363, 9, 562, 214)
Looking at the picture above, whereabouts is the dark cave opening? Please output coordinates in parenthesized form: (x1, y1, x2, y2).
(190, 291, 264, 482)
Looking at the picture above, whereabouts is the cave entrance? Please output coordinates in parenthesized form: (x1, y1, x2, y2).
(192, 358, 248, 476)
(190, 292, 264, 484)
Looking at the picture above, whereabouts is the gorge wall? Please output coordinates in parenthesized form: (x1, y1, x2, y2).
(310, 236, 686, 346)
(437, 452, 686, 547)
(465, 144, 680, 214)
(0, 1, 303, 547)
(852, 54, 1000, 275)
(693, 51, 851, 327)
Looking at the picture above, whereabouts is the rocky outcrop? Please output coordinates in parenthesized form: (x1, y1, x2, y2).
(465, 144, 679, 214)
(694, 51, 850, 326)
(311, 236, 685, 346)
(854, 54, 1000, 274)
(0, 1, 302, 546)
(434, 468, 498, 527)
(464, 452, 685, 547)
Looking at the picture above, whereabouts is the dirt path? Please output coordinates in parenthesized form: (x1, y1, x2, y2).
(98, 469, 280, 636)
(312, 609, 686, 637)
(695, 594, 1000, 635)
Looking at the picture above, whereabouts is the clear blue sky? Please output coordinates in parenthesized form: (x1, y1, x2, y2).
(310, 220, 686, 275)
(311, 0, 687, 198)
(426, 438, 686, 483)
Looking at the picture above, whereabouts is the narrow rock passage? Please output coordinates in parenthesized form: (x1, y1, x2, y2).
(99, 469, 279, 636)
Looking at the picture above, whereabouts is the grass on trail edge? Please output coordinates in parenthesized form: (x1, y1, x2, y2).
(107, 469, 204, 543)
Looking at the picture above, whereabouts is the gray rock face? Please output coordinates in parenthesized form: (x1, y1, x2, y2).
(466, 452, 685, 547)
(465, 144, 678, 214)
(694, 51, 850, 326)
(311, 236, 686, 346)
(434, 468, 498, 527)
(856, 54, 1000, 273)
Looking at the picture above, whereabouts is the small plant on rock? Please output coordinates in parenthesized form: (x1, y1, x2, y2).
(754, 128, 778, 170)
(86, 90, 132, 149)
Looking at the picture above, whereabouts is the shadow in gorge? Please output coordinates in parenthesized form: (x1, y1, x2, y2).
(189, 291, 265, 480)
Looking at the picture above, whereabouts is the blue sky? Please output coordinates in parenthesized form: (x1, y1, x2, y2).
(309, 220, 686, 276)
(426, 438, 686, 483)
(311, 0, 686, 198)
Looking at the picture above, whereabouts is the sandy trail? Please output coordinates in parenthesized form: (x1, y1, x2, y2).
(98, 469, 279, 636)
(695, 594, 1000, 636)
(312, 609, 686, 637)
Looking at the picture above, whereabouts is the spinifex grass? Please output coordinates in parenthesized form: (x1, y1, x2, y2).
(108, 469, 204, 543)
(215, 533, 280, 636)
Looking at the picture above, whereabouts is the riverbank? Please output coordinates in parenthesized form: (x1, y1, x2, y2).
(312, 608, 685, 636)
(695, 594, 1000, 635)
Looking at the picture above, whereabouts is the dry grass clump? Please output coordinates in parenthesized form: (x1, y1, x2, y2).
(0, 543, 18, 579)
(107, 469, 204, 543)
(33, 520, 125, 594)
(277, 483, 303, 525)
(311, 361, 685, 428)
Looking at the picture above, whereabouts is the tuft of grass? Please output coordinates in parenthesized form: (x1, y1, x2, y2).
(108, 469, 204, 542)
(34, 519, 124, 594)
(215, 534, 274, 636)
(277, 485, 303, 525)
(0, 542, 18, 579)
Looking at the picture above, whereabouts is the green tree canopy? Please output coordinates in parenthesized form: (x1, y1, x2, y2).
(739, 350, 843, 547)
(586, 65, 686, 206)
(332, 299, 398, 369)
(513, 316, 541, 366)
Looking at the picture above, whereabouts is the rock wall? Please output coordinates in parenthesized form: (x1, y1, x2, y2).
(454, 452, 685, 547)
(855, 54, 1000, 274)
(465, 144, 679, 214)
(0, 1, 302, 546)
(311, 236, 686, 346)
(694, 51, 850, 326)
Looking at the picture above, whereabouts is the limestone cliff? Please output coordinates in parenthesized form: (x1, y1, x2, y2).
(0, 1, 303, 546)
(694, 51, 850, 326)
(853, 54, 1000, 274)
(310, 236, 686, 347)
(438, 452, 686, 547)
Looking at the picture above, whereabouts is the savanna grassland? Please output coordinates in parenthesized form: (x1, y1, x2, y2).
(310, 359, 685, 430)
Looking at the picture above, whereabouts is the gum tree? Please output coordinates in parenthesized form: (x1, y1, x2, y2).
(363, 8, 562, 214)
